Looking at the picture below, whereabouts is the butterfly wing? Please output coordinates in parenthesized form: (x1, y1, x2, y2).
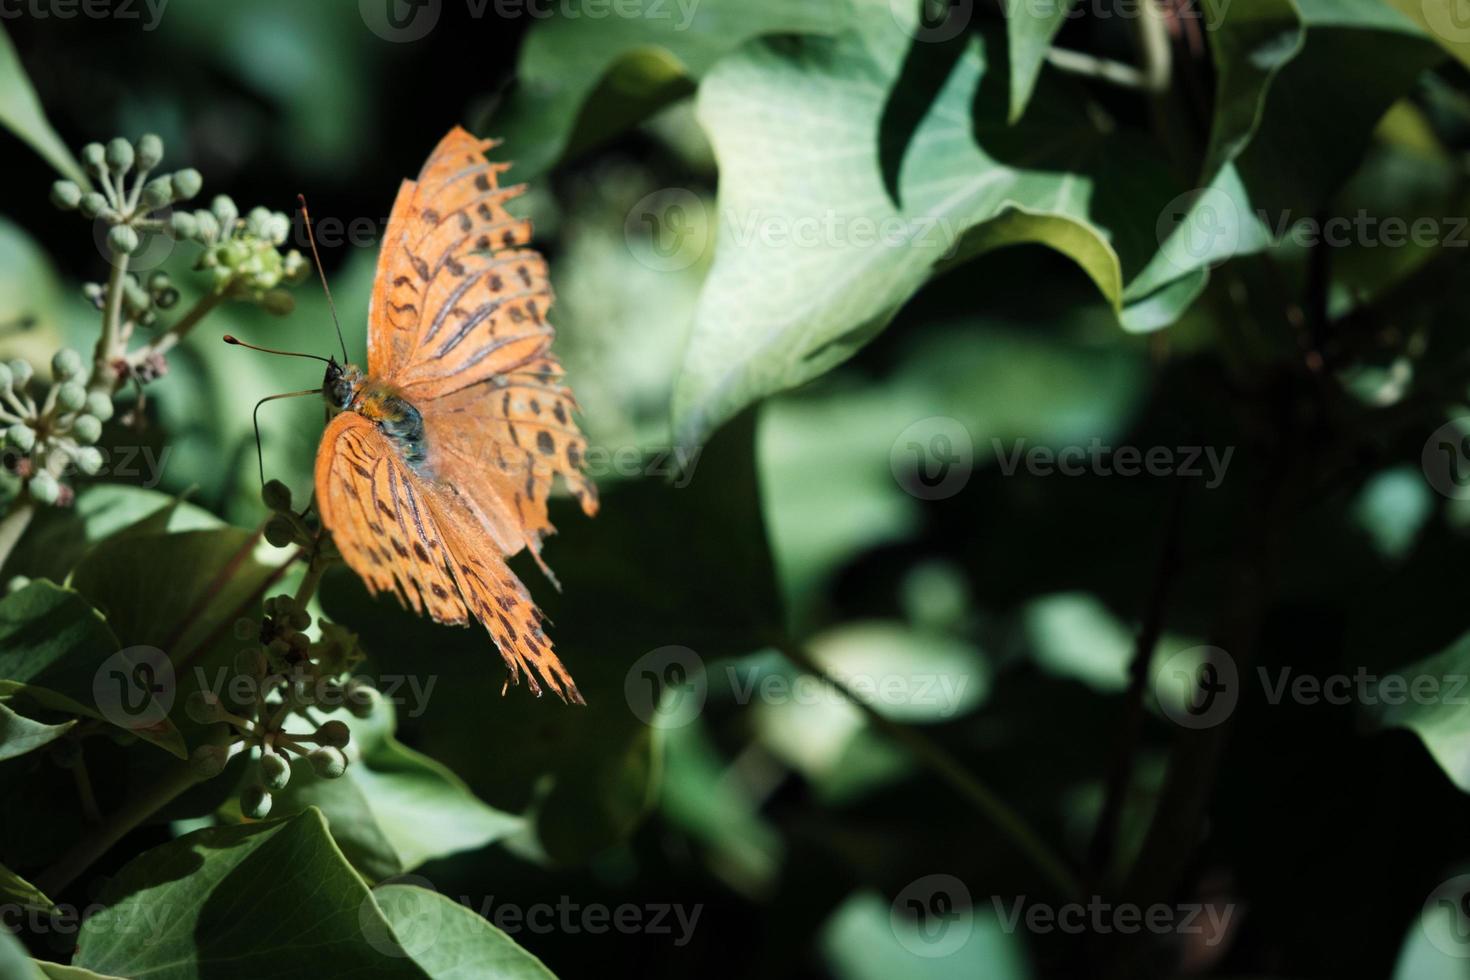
(371, 126, 597, 572)
(315, 412, 582, 702)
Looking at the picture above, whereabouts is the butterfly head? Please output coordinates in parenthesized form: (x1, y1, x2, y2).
(322, 359, 365, 411)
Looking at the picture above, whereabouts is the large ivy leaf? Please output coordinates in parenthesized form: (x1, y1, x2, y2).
(70, 528, 281, 690)
(1004, 0, 1080, 123)
(71, 808, 429, 977)
(0, 581, 185, 758)
(0, 24, 85, 185)
(265, 700, 523, 881)
(371, 884, 557, 979)
(492, 0, 845, 178)
(671, 0, 1177, 446)
(0, 931, 46, 980)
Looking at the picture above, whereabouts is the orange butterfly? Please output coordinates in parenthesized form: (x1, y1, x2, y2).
(310, 127, 597, 703)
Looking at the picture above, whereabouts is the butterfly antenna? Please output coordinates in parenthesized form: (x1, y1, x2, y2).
(298, 194, 350, 363)
(223, 335, 332, 364)
(248, 389, 319, 488)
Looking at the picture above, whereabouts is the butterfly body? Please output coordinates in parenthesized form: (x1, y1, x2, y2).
(309, 127, 597, 703)
(323, 362, 429, 472)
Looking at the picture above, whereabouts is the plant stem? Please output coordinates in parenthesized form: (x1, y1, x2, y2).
(33, 761, 200, 898)
(776, 641, 1081, 899)
(0, 495, 35, 574)
(135, 289, 224, 363)
(90, 255, 131, 399)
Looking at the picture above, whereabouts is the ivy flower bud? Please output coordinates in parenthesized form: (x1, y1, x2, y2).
(262, 478, 291, 512)
(84, 392, 114, 422)
(260, 752, 291, 791)
(155, 287, 180, 310)
(190, 743, 229, 779)
(80, 142, 106, 176)
(192, 210, 220, 243)
(315, 720, 350, 749)
(74, 447, 104, 476)
(56, 382, 87, 412)
(241, 785, 273, 820)
(172, 168, 203, 201)
(107, 225, 140, 257)
(51, 348, 83, 381)
(28, 471, 59, 505)
(169, 210, 198, 241)
(6, 575, 31, 594)
(264, 514, 296, 548)
(136, 133, 163, 170)
(79, 192, 109, 219)
(308, 746, 347, 779)
(261, 290, 294, 316)
(186, 690, 225, 724)
(345, 680, 379, 719)
(0, 363, 12, 391)
(50, 180, 82, 210)
(6, 424, 34, 452)
(141, 176, 173, 210)
(71, 415, 102, 445)
(9, 360, 33, 388)
(104, 137, 134, 175)
(211, 195, 238, 233)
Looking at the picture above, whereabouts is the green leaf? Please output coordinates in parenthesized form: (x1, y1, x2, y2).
(70, 527, 280, 688)
(0, 860, 52, 911)
(493, 0, 845, 178)
(72, 808, 430, 978)
(0, 24, 85, 185)
(672, 0, 1170, 445)
(5, 486, 220, 584)
(1364, 631, 1470, 792)
(35, 964, 126, 980)
(1379, 0, 1469, 69)
(1003, 0, 1080, 123)
(820, 890, 1031, 980)
(0, 581, 186, 758)
(265, 700, 523, 881)
(371, 884, 557, 979)
(1199, 0, 1306, 180)
(0, 931, 46, 980)
(0, 699, 75, 761)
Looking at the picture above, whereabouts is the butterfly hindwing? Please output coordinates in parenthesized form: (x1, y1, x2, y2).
(315, 412, 583, 702)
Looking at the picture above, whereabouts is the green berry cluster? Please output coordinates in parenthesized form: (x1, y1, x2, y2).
(171, 196, 307, 313)
(183, 515, 369, 819)
(1, 349, 112, 505)
(51, 134, 202, 257)
(82, 269, 179, 328)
